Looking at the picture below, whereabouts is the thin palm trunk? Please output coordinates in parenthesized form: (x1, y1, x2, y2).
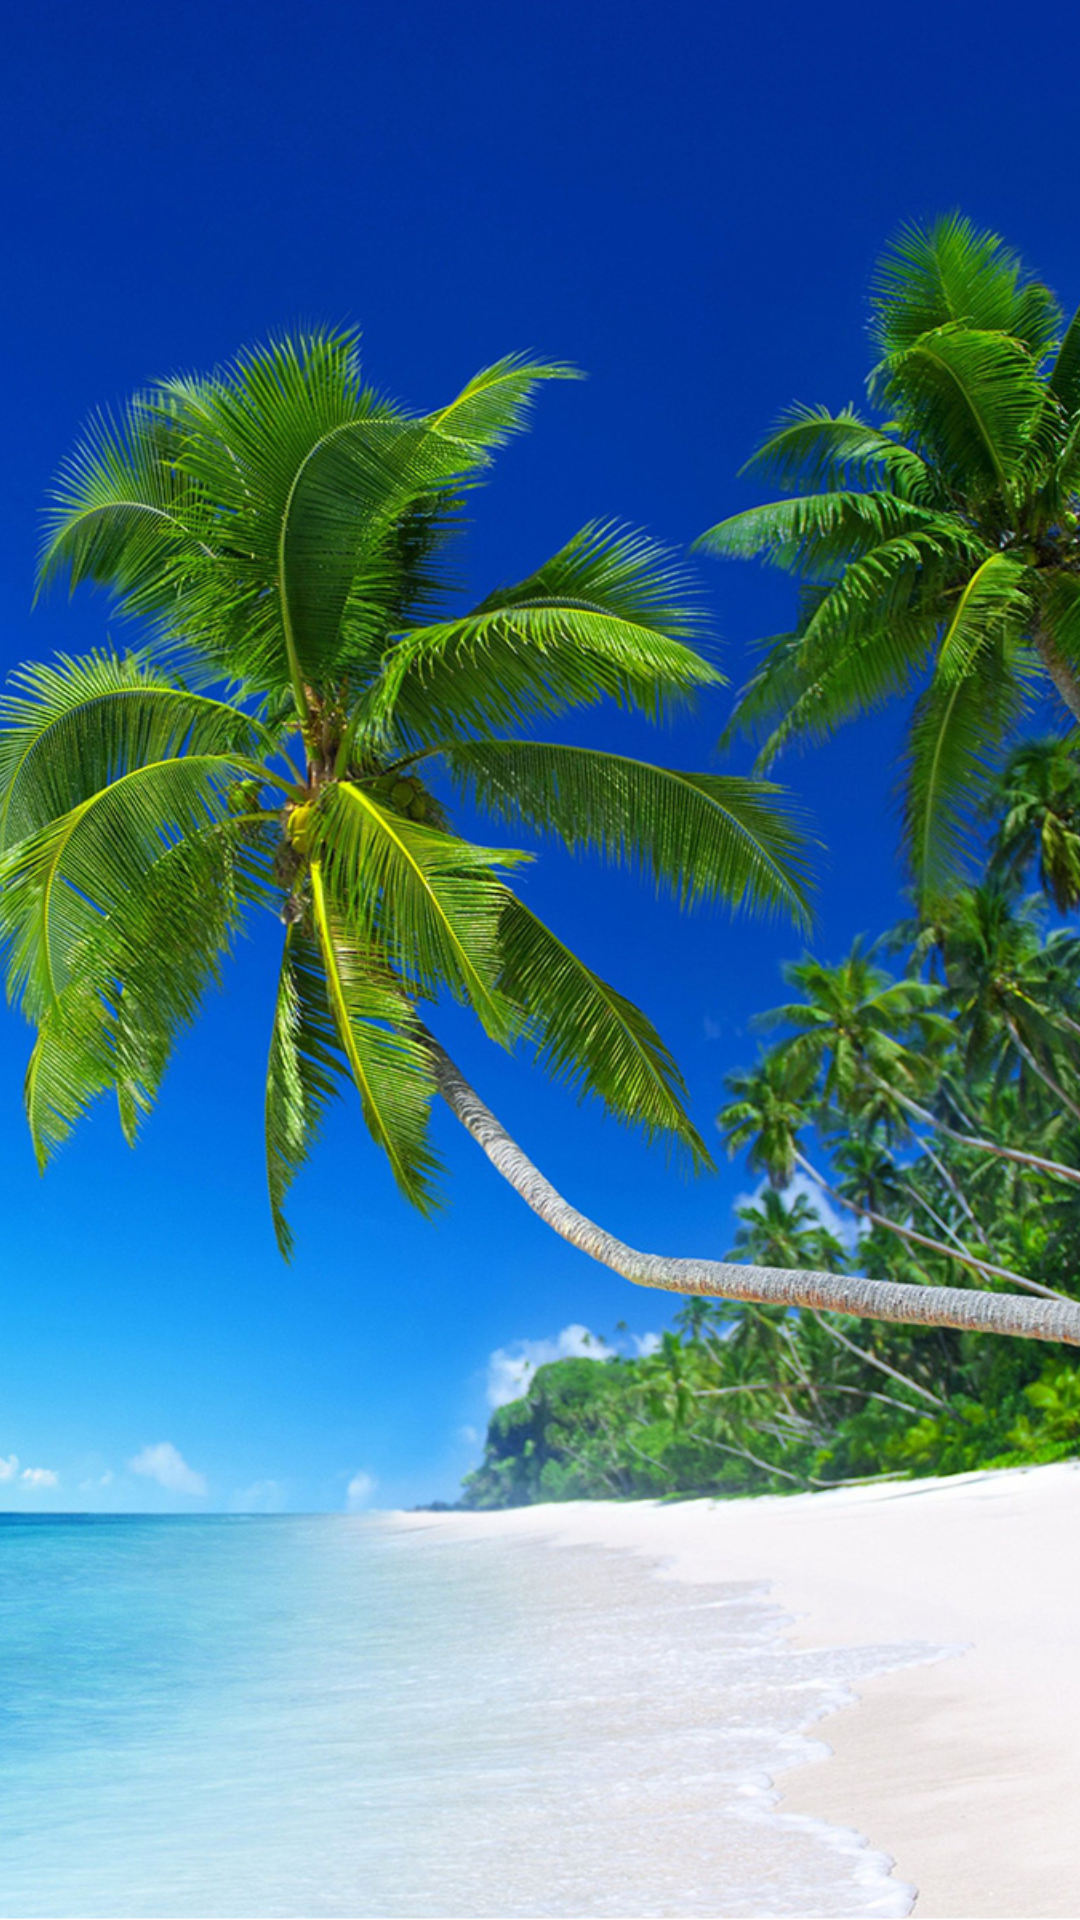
(809, 1312, 951, 1410)
(881, 1078, 1080, 1190)
(793, 1150, 1067, 1302)
(1004, 1016, 1080, 1126)
(922, 1140, 985, 1238)
(427, 1037, 1080, 1345)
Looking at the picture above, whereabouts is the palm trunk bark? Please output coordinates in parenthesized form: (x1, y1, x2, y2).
(427, 1038, 1080, 1346)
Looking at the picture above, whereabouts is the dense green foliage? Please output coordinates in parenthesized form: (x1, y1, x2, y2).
(463, 738, 1080, 1505)
(0, 334, 808, 1253)
(697, 215, 1080, 899)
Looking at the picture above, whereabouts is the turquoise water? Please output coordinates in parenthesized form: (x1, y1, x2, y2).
(0, 1514, 931, 1917)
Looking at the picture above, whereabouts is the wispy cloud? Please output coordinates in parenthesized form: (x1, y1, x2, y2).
(631, 1331, 663, 1358)
(734, 1171, 859, 1252)
(129, 1442, 207, 1496)
(0, 1455, 59, 1490)
(345, 1471, 376, 1512)
(486, 1324, 613, 1409)
(231, 1480, 288, 1513)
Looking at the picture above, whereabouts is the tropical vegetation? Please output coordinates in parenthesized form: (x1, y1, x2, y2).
(697, 214, 1080, 899)
(464, 738, 1080, 1504)
(4, 296, 1080, 1354)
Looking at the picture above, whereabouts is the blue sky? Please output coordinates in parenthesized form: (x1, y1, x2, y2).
(0, 0, 1074, 1509)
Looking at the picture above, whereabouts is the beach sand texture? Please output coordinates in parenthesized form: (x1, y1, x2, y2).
(416, 1463, 1080, 1919)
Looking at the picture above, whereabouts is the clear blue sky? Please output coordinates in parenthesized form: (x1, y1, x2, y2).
(0, 0, 1073, 1509)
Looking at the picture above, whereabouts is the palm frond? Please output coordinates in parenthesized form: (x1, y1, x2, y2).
(871, 215, 1061, 362)
(366, 523, 716, 745)
(265, 926, 349, 1255)
(0, 650, 279, 851)
(307, 862, 441, 1212)
(879, 325, 1047, 499)
(736, 610, 938, 768)
(443, 739, 812, 924)
(24, 821, 256, 1166)
(0, 754, 258, 1017)
(738, 405, 940, 502)
(695, 491, 964, 582)
(312, 782, 527, 1040)
(905, 594, 1033, 895)
(497, 890, 711, 1168)
(1049, 304, 1080, 417)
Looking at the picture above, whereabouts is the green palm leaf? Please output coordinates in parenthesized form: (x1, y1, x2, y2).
(497, 890, 711, 1169)
(871, 214, 1061, 360)
(367, 524, 717, 744)
(739, 405, 939, 502)
(0, 650, 279, 851)
(0, 754, 258, 1015)
(879, 325, 1047, 499)
(312, 782, 527, 1040)
(443, 739, 812, 923)
(307, 862, 441, 1214)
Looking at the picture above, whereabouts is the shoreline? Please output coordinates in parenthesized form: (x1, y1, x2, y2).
(405, 1462, 1080, 1918)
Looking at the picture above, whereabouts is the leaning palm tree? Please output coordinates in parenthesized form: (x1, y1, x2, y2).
(696, 215, 1080, 896)
(5, 330, 1080, 1347)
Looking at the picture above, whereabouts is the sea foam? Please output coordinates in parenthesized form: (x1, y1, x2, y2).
(0, 1514, 944, 1916)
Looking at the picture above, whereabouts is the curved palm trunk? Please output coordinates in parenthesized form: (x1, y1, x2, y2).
(882, 1080, 1080, 1190)
(792, 1151, 1068, 1303)
(427, 1039, 1080, 1346)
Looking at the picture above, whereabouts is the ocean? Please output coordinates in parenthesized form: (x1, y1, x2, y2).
(0, 1513, 936, 1918)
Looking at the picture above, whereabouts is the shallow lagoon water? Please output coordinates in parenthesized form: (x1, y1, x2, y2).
(0, 1514, 938, 1917)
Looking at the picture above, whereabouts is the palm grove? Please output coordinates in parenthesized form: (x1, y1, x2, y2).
(4, 218, 1080, 1499)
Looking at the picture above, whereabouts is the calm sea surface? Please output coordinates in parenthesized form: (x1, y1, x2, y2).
(0, 1514, 935, 1917)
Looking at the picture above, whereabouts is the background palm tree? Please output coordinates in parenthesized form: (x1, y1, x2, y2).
(989, 738, 1080, 912)
(696, 214, 1080, 896)
(5, 329, 1079, 1346)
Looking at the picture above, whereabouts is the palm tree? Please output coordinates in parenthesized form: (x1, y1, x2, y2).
(925, 884, 1080, 1122)
(6, 329, 1080, 1348)
(730, 1185, 846, 1271)
(989, 738, 1080, 913)
(717, 1050, 1060, 1300)
(696, 214, 1080, 895)
(765, 942, 1080, 1193)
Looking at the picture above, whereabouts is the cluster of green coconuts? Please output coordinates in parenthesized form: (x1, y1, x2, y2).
(283, 768, 436, 853)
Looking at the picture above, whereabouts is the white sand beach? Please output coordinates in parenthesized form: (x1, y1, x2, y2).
(414, 1463, 1080, 1919)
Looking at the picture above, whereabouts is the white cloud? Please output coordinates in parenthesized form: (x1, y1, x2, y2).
(486, 1323, 614, 1409)
(0, 1455, 18, 1482)
(734, 1172, 860, 1253)
(79, 1472, 114, 1492)
(129, 1442, 207, 1496)
(345, 1471, 376, 1512)
(231, 1480, 288, 1513)
(632, 1331, 663, 1358)
(456, 1425, 480, 1448)
(21, 1467, 58, 1488)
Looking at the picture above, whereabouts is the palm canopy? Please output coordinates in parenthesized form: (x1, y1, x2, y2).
(696, 214, 1080, 898)
(989, 737, 1080, 911)
(2, 330, 810, 1254)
